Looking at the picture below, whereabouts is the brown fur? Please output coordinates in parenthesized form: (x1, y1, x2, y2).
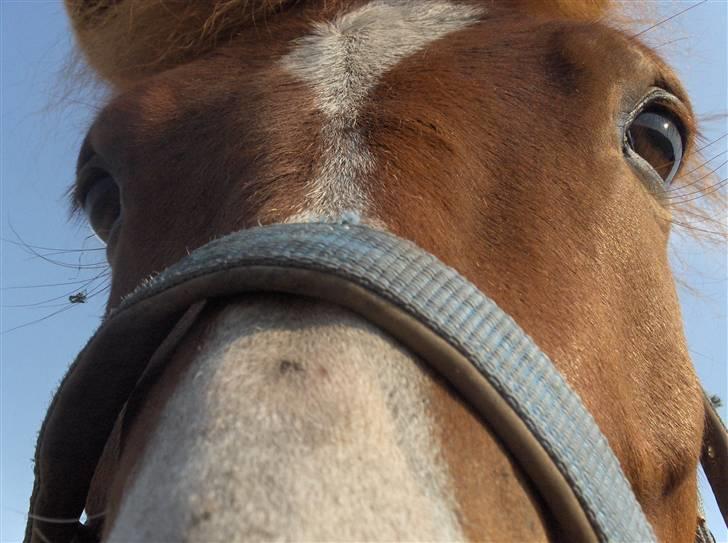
(65, 0, 724, 240)
(65, 0, 613, 87)
(65, 0, 293, 87)
(67, 1, 722, 541)
(517, 0, 610, 21)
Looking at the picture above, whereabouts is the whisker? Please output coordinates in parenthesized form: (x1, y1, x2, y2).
(0, 279, 98, 290)
(28, 248, 105, 258)
(6, 224, 107, 271)
(78, 281, 111, 302)
(2, 272, 108, 308)
(667, 159, 728, 196)
(76, 234, 97, 269)
(1, 304, 77, 334)
(1, 238, 104, 253)
(10, 302, 81, 310)
(674, 207, 727, 225)
(665, 218, 726, 237)
(2, 278, 108, 290)
(644, 150, 726, 188)
(631, 0, 708, 39)
(15, 245, 107, 269)
(665, 174, 728, 201)
(4, 224, 101, 253)
(20, 257, 108, 270)
(673, 151, 727, 183)
(666, 176, 728, 206)
(652, 37, 690, 50)
(2, 223, 112, 329)
(695, 133, 727, 154)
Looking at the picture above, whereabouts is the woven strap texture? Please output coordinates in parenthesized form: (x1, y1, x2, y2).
(115, 222, 655, 541)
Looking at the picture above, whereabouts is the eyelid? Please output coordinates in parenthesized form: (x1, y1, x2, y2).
(75, 154, 112, 210)
(622, 87, 689, 144)
(76, 134, 96, 173)
(621, 89, 689, 195)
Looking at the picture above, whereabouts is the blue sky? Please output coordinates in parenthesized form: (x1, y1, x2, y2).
(1, 1, 726, 541)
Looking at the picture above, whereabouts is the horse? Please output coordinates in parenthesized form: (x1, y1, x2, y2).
(25, 0, 727, 541)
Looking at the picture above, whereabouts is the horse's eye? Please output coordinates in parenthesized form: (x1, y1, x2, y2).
(83, 175, 121, 243)
(625, 110, 684, 186)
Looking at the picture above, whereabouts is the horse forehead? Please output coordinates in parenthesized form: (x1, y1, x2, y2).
(274, 0, 483, 222)
(281, 1, 484, 110)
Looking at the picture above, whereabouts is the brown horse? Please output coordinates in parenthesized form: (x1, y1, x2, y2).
(27, 0, 726, 541)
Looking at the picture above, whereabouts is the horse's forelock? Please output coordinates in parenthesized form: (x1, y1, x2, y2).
(516, 0, 611, 21)
(66, 0, 616, 87)
(64, 0, 291, 87)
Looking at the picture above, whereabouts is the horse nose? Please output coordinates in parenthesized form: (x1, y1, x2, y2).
(105, 293, 462, 542)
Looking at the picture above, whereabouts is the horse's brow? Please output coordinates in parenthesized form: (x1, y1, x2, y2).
(76, 133, 95, 174)
(66, 134, 96, 216)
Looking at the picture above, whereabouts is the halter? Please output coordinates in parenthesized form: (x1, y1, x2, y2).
(25, 222, 727, 543)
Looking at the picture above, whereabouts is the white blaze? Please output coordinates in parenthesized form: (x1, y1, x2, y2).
(282, 0, 483, 222)
(107, 299, 466, 541)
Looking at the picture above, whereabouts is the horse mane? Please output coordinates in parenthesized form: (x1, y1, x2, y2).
(65, 0, 612, 87)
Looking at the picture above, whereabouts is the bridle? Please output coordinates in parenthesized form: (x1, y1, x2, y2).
(25, 221, 727, 543)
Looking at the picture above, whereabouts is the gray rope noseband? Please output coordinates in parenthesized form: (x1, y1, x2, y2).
(26, 222, 725, 542)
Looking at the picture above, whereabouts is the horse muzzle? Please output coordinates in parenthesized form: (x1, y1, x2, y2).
(25, 221, 726, 543)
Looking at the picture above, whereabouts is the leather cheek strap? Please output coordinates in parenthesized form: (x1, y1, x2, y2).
(119, 301, 208, 455)
(701, 395, 728, 526)
(77, 301, 210, 543)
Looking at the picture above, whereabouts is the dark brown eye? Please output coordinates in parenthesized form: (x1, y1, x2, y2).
(83, 175, 121, 242)
(626, 110, 684, 186)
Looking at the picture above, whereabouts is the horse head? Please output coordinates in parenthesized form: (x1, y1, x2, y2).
(26, 1, 726, 541)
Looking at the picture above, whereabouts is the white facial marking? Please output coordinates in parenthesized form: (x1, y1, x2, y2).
(107, 299, 465, 541)
(282, 0, 483, 223)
